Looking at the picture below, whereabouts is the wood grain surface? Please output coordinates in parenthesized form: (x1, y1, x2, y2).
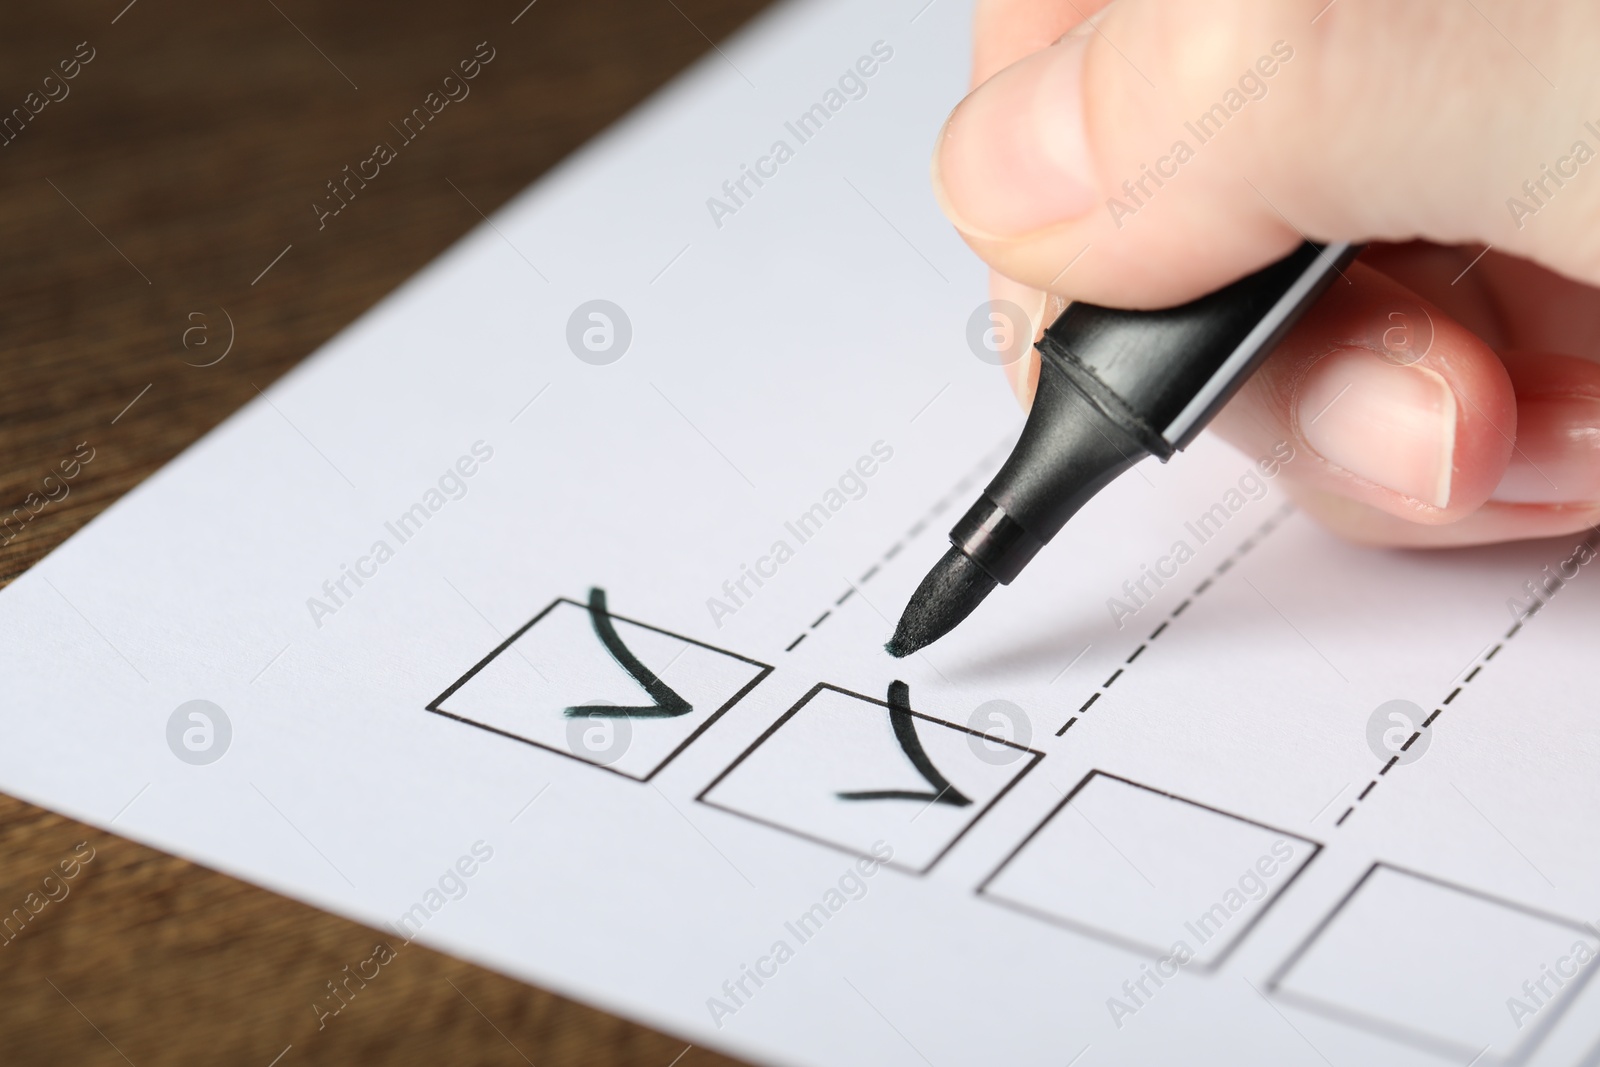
(0, 1, 772, 1063)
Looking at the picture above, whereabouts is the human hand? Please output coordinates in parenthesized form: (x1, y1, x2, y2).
(936, 0, 1600, 545)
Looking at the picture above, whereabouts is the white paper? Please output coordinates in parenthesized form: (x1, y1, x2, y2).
(7, 1, 1600, 1064)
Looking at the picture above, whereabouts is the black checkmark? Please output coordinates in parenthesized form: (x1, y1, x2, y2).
(837, 680, 971, 807)
(564, 587, 693, 719)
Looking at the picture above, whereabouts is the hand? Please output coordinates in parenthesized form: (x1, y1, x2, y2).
(936, 0, 1600, 545)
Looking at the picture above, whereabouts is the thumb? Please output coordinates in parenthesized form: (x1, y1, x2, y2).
(934, 0, 1600, 307)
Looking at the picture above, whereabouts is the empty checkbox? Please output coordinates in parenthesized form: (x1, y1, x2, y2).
(1268, 863, 1600, 1064)
(978, 772, 1319, 969)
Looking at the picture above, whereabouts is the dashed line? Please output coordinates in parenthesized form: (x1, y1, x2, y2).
(781, 439, 1010, 652)
(1334, 527, 1599, 829)
(1358, 780, 1377, 801)
(1055, 717, 1079, 736)
(1335, 806, 1354, 826)
(1049, 501, 1295, 735)
(785, 634, 806, 652)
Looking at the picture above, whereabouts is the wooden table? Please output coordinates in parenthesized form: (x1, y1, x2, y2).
(0, 1, 769, 1062)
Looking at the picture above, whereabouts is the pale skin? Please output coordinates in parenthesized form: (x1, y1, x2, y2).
(936, 0, 1600, 546)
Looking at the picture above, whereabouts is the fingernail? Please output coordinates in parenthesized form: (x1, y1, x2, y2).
(1492, 396, 1600, 504)
(1297, 347, 1457, 508)
(933, 35, 1097, 239)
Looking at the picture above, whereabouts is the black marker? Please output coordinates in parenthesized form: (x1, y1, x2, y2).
(887, 241, 1360, 658)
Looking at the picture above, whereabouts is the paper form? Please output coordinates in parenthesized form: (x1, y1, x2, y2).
(5, 0, 1600, 1063)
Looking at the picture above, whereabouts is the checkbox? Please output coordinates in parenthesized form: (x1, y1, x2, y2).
(978, 772, 1319, 969)
(698, 682, 1042, 874)
(1268, 863, 1600, 1063)
(428, 591, 771, 781)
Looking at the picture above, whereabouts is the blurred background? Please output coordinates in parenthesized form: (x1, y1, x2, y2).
(0, 0, 770, 1062)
